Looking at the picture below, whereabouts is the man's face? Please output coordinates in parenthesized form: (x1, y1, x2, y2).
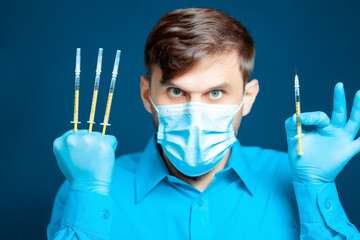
(140, 51, 259, 135)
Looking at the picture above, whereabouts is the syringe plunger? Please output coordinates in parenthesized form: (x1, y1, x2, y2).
(294, 74, 299, 88)
(96, 48, 103, 74)
(75, 48, 81, 74)
(112, 50, 121, 77)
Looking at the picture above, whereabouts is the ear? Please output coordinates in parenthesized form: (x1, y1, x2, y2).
(242, 79, 259, 117)
(140, 75, 152, 114)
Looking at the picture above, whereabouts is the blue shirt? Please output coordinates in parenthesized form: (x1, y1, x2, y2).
(47, 135, 359, 239)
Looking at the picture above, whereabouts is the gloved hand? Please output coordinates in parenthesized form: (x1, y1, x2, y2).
(285, 82, 360, 183)
(53, 129, 118, 195)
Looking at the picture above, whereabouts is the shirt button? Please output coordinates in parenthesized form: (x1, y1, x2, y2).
(101, 210, 110, 219)
(198, 199, 204, 206)
(324, 199, 332, 210)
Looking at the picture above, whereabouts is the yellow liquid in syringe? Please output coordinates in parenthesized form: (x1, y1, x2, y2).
(102, 92, 113, 135)
(74, 89, 79, 132)
(88, 89, 98, 132)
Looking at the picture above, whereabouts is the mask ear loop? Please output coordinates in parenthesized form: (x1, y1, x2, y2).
(148, 89, 159, 112)
(235, 85, 247, 113)
(149, 89, 165, 137)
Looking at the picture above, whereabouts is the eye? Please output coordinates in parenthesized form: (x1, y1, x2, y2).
(169, 87, 184, 97)
(209, 90, 223, 99)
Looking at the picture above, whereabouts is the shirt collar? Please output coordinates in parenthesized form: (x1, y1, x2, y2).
(225, 140, 255, 196)
(135, 135, 255, 203)
(135, 134, 170, 203)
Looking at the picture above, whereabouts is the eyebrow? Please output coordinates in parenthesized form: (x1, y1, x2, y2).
(161, 81, 231, 92)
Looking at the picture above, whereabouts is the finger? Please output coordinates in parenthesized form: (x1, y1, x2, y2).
(344, 90, 360, 137)
(75, 130, 102, 138)
(330, 82, 347, 128)
(53, 137, 63, 152)
(65, 134, 78, 146)
(54, 129, 76, 148)
(74, 129, 90, 134)
(285, 113, 298, 138)
(299, 111, 330, 128)
(102, 135, 118, 151)
(62, 129, 76, 137)
(90, 131, 102, 135)
(112, 138, 118, 152)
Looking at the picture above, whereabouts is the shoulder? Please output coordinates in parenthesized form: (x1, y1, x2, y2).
(111, 151, 145, 188)
(241, 145, 294, 191)
(243, 145, 288, 159)
(114, 151, 143, 173)
(242, 145, 289, 174)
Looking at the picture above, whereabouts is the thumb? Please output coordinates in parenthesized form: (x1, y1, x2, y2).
(285, 113, 298, 138)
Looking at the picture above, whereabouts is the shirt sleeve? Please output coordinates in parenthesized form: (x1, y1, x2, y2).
(293, 181, 360, 239)
(47, 180, 113, 240)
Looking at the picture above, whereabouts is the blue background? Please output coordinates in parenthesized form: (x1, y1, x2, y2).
(1, 0, 359, 239)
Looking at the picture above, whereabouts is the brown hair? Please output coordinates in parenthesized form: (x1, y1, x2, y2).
(144, 8, 255, 85)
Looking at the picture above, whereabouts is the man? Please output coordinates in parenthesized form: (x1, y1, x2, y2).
(48, 8, 360, 239)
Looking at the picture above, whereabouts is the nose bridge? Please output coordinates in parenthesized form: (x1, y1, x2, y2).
(188, 107, 207, 134)
(188, 92, 203, 102)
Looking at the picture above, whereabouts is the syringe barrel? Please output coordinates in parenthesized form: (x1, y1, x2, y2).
(75, 76, 80, 90)
(109, 77, 116, 92)
(94, 75, 100, 90)
(103, 92, 114, 124)
(295, 87, 300, 102)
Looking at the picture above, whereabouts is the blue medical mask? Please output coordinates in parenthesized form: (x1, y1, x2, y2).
(149, 88, 246, 177)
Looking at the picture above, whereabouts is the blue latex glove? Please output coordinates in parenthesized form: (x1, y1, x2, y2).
(285, 82, 360, 183)
(53, 129, 118, 195)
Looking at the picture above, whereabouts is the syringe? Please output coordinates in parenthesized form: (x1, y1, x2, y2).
(88, 48, 103, 132)
(101, 50, 121, 135)
(71, 48, 81, 132)
(294, 73, 304, 155)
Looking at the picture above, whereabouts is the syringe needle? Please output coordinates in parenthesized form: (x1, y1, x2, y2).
(88, 48, 103, 132)
(71, 48, 81, 132)
(294, 73, 304, 155)
(101, 50, 121, 135)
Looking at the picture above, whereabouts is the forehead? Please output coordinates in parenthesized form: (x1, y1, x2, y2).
(152, 51, 243, 91)
(196, 51, 241, 70)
